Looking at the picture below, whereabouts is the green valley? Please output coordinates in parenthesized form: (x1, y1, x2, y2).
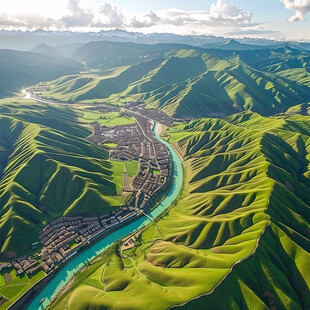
(0, 30, 309, 310)
(47, 111, 310, 310)
(38, 42, 310, 118)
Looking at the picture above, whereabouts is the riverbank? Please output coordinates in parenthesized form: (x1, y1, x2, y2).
(24, 122, 183, 310)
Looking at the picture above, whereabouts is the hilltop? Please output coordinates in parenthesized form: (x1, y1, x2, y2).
(199, 39, 281, 50)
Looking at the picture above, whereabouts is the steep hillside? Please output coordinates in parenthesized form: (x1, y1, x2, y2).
(206, 45, 310, 73)
(0, 49, 82, 98)
(0, 99, 123, 257)
(49, 112, 310, 310)
(30, 43, 63, 58)
(43, 47, 310, 117)
(276, 68, 310, 87)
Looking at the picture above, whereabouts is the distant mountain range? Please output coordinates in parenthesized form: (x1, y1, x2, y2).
(0, 36, 309, 118)
(199, 39, 282, 50)
(1, 28, 309, 51)
(39, 41, 310, 118)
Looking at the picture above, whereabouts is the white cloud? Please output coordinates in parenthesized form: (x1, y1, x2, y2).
(96, 3, 125, 28)
(280, 0, 310, 21)
(129, 10, 161, 28)
(0, 0, 255, 30)
(128, 0, 254, 28)
(210, 0, 253, 23)
(0, 13, 25, 27)
(61, 0, 94, 27)
(0, 0, 263, 37)
(0, 12, 62, 29)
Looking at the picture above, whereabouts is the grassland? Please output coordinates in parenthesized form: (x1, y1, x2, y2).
(125, 160, 139, 177)
(0, 268, 44, 310)
(79, 110, 135, 127)
(49, 111, 310, 310)
(104, 143, 118, 148)
(0, 99, 125, 258)
(1, 41, 309, 308)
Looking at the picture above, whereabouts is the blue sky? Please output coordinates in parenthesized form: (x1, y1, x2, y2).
(0, 0, 310, 40)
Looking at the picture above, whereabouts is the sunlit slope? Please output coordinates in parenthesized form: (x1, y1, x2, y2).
(50, 112, 310, 310)
(135, 62, 309, 117)
(206, 45, 310, 73)
(0, 101, 121, 256)
(44, 58, 164, 102)
(44, 48, 309, 117)
(277, 68, 310, 87)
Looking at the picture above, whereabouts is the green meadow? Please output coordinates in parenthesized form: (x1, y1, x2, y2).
(79, 110, 135, 127)
(125, 161, 139, 177)
(0, 269, 44, 310)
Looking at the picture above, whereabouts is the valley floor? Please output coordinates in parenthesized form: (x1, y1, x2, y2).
(47, 111, 310, 310)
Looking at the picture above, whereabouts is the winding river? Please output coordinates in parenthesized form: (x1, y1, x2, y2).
(27, 122, 183, 310)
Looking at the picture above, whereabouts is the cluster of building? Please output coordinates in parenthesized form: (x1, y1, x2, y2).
(0, 262, 12, 271)
(125, 101, 175, 126)
(90, 114, 171, 210)
(12, 257, 41, 276)
(4, 206, 142, 277)
(3, 107, 173, 279)
(28, 82, 50, 97)
(36, 210, 139, 273)
(0, 255, 42, 277)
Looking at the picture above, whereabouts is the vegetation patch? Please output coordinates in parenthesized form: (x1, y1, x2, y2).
(42, 45, 310, 118)
(0, 270, 44, 310)
(104, 142, 118, 148)
(125, 160, 139, 177)
(79, 110, 135, 127)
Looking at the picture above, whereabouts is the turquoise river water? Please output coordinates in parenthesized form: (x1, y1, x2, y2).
(27, 122, 183, 310)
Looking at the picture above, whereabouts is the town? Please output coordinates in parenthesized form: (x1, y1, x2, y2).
(91, 114, 171, 209)
(0, 109, 173, 278)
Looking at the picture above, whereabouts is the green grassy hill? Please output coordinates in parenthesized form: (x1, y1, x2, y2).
(0, 49, 82, 98)
(44, 46, 310, 117)
(0, 99, 123, 257)
(49, 112, 310, 310)
(276, 68, 310, 87)
(206, 45, 310, 73)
